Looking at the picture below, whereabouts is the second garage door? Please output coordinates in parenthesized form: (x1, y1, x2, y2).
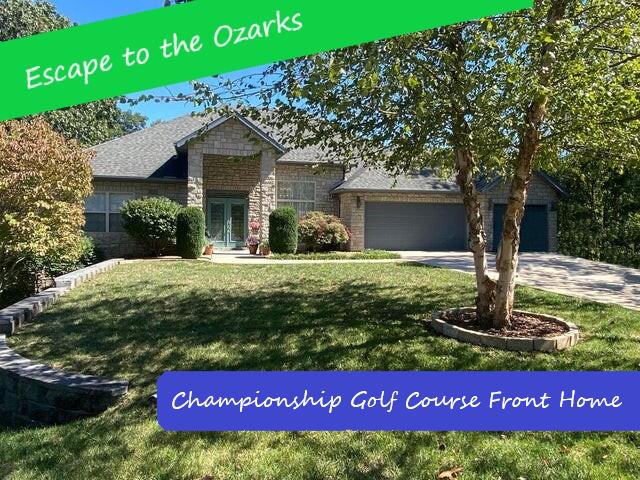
(365, 202, 467, 251)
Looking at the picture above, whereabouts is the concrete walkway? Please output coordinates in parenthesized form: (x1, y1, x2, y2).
(398, 251, 640, 311)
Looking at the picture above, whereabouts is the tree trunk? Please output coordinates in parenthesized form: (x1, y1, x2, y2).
(446, 27, 496, 326)
(455, 148, 496, 326)
(493, 0, 569, 328)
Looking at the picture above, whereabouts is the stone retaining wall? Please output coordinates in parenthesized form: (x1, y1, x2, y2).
(0, 335, 128, 428)
(0, 259, 129, 427)
(0, 259, 122, 336)
(430, 308, 580, 352)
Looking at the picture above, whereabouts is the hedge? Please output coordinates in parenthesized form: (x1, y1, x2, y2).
(176, 207, 206, 259)
(120, 197, 182, 256)
(269, 207, 298, 254)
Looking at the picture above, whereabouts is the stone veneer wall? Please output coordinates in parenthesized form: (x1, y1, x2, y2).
(0, 259, 129, 428)
(340, 192, 464, 251)
(340, 175, 559, 252)
(187, 118, 278, 237)
(89, 180, 188, 258)
(203, 155, 262, 224)
(276, 163, 344, 216)
(480, 175, 559, 252)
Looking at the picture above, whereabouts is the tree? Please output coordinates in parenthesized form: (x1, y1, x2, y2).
(190, 0, 638, 327)
(0, 0, 145, 145)
(0, 120, 93, 296)
(117, 110, 148, 135)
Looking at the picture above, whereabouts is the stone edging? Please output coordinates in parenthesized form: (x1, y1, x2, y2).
(0, 259, 123, 336)
(0, 334, 128, 427)
(430, 307, 580, 352)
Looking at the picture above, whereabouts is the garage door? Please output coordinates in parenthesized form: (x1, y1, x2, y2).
(365, 202, 467, 251)
(493, 204, 549, 252)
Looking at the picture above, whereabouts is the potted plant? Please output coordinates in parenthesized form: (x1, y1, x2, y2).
(203, 231, 214, 256)
(259, 239, 271, 256)
(246, 234, 260, 255)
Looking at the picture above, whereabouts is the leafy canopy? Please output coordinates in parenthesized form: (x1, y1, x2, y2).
(0, 119, 93, 293)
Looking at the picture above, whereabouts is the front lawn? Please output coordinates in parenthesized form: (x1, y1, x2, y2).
(270, 249, 401, 260)
(1, 261, 639, 479)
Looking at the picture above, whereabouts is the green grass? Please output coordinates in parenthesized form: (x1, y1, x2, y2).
(271, 249, 401, 260)
(2, 261, 640, 480)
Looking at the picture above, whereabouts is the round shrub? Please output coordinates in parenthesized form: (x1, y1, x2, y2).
(120, 197, 182, 256)
(298, 211, 350, 252)
(176, 207, 206, 259)
(269, 207, 298, 254)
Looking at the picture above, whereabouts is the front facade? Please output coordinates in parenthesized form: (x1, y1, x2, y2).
(87, 114, 565, 258)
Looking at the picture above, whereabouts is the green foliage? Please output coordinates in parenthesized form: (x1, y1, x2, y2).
(271, 250, 400, 260)
(557, 159, 640, 268)
(0, 119, 93, 296)
(298, 211, 350, 252)
(120, 197, 182, 256)
(0, 0, 147, 146)
(268, 207, 298, 254)
(176, 207, 206, 259)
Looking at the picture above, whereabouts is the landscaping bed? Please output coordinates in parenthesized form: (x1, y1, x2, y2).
(2, 261, 639, 479)
(439, 308, 569, 338)
(271, 249, 401, 260)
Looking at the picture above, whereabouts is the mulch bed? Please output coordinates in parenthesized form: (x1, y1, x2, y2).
(439, 310, 569, 338)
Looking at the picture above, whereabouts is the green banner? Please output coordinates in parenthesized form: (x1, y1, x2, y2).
(0, 0, 531, 121)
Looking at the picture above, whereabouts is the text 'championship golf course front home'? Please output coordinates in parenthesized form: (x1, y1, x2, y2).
(86, 114, 566, 257)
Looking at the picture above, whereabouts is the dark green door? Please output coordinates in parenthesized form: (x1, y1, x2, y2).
(493, 204, 549, 252)
(207, 198, 248, 249)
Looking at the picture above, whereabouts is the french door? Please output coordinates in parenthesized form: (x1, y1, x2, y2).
(207, 198, 248, 249)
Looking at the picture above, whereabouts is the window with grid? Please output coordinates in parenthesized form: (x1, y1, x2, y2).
(84, 192, 134, 232)
(277, 181, 315, 217)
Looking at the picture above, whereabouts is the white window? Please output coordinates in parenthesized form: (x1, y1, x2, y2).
(84, 192, 134, 233)
(277, 181, 315, 217)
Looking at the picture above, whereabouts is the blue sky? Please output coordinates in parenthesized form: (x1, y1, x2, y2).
(49, 0, 265, 123)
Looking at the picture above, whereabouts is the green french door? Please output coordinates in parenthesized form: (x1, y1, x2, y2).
(207, 198, 248, 249)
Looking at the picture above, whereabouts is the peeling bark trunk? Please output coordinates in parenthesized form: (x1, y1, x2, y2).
(446, 27, 496, 325)
(455, 148, 496, 326)
(493, 0, 569, 328)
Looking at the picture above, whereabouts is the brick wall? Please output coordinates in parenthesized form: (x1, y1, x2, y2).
(88, 180, 187, 258)
(187, 118, 278, 237)
(276, 164, 344, 216)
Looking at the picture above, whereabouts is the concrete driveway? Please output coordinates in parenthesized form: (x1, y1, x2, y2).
(397, 251, 640, 311)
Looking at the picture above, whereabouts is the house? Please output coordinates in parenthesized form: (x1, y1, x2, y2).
(86, 113, 566, 257)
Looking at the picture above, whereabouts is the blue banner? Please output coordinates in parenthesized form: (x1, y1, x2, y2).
(157, 371, 640, 431)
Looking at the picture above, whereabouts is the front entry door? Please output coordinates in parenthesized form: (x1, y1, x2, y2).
(207, 198, 248, 249)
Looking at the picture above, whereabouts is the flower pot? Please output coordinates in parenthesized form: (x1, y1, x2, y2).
(248, 244, 259, 255)
(260, 246, 271, 256)
(204, 245, 214, 256)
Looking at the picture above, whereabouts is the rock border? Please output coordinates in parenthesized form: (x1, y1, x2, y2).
(0, 259, 123, 336)
(0, 334, 128, 428)
(0, 259, 128, 427)
(429, 307, 580, 352)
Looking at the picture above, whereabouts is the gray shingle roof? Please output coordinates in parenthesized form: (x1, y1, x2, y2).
(332, 167, 460, 194)
(91, 115, 204, 179)
(90, 113, 332, 180)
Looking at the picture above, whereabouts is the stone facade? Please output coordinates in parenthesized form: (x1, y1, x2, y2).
(276, 163, 344, 216)
(339, 175, 559, 252)
(187, 118, 278, 237)
(88, 180, 187, 258)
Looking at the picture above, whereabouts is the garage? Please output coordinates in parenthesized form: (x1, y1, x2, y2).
(365, 202, 467, 251)
(493, 204, 549, 252)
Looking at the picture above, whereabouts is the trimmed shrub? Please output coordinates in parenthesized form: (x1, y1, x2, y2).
(269, 207, 298, 254)
(121, 197, 182, 256)
(176, 207, 206, 259)
(298, 211, 350, 252)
